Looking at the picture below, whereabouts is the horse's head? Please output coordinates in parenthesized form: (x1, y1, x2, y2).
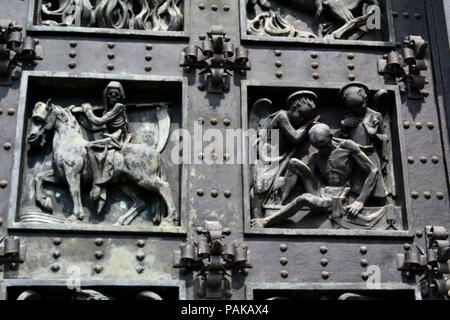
(27, 99, 57, 147)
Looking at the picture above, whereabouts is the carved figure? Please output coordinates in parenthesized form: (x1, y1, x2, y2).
(251, 123, 380, 228)
(339, 82, 390, 201)
(250, 91, 319, 218)
(27, 88, 177, 226)
(247, 0, 380, 40)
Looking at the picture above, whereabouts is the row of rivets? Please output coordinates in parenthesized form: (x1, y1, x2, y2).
(196, 189, 232, 198)
(408, 156, 440, 164)
(198, 3, 229, 11)
(411, 191, 444, 200)
(403, 121, 435, 129)
(68, 41, 77, 69)
(392, 11, 421, 19)
(51, 238, 62, 272)
(280, 244, 288, 278)
(197, 117, 231, 126)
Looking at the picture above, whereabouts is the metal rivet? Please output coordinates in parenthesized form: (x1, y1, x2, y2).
(274, 50, 282, 56)
(210, 118, 218, 125)
(280, 257, 288, 265)
(415, 13, 421, 19)
(426, 122, 434, 129)
(223, 118, 231, 126)
(107, 64, 114, 70)
(420, 156, 427, 164)
(320, 246, 328, 254)
(136, 266, 144, 274)
(136, 251, 145, 261)
(403, 12, 410, 18)
(360, 259, 368, 267)
(275, 60, 282, 68)
(224, 153, 231, 161)
(95, 250, 104, 259)
(411, 191, 419, 199)
(146, 44, 152, 50)
(312, 72, 320, 79)
(3, 143, 11, 151)
(424, 192, 431, 199)
(0, 218, 3, 225)
(94, 265, 103, 274)
(210, 189, 218, 198)
(224, 190, 232, 198)
(107, 42, 115, 49)
(320, 258, 328, 267)
(360, 246, 368, 254)
(348, 74, 356, 81)
(95, 238, 104, 246)
(321, 271, 329, 279)
(211, 4, 218, 11)
(404, 243, 411, 251)
(145, 54, 152, 61)
(403, 121, 410, 129)
(198, 83, 205, 91)
(144, 65, 152, 72)
(311, 52, 318, 58)
(199, 34, 206, 40)
(69, 51, 76, 58)
(198, 3, 205, 10)
(197, 189, 204, 196)
(0, 108, 3, 115)
(224, 290, 233, 298)
(223, 5, 230, 11)
(280, 270, 288, 278)
(415, 122, 422, 129)
(407, 157, 414, 164)
(432, 156, 439, 164)
(0, 180, 7, 188)
(137, 240, 145, 248)
(392, 11, 398, 17)
(53, 238, 61, 246)
(107, 52, 115, 59)
(70, 41, 77, 48)
(276, 71, 283, 78)
(68, 61, 76, 69)
(347, 64, 355, 70)
(361, 272, 369, 280)
(7, 108, 15, 116)
(280, 244, 288, 252)
(51, 263, 60, 272)
(311, 62, 319, 69)
(437, 192, 444, 200)
(347, 53, 355, 60)
(416, 230, 423, 238)
(53, 250, 60, 259)
(421, 90, 429, 97)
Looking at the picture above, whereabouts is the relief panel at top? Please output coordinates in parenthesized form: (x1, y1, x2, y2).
(241, 0, 395, 46)
(28, 0, 188, 37)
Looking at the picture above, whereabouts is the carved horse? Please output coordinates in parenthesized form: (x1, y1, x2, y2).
(27, 100, 178, 226)
(248, 0, 379, 39)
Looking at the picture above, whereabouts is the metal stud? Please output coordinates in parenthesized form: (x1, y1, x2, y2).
(361, 272, 369, 280)
(223, 5, 230, 11)
(320, 258, 328, 267)
(7, 108, 15, 116)
(360, 246, 368, 255)
(424, 192, 431, 199)
(280, 244, 288, 252)
(211, 4, 218, 11)
(137, 240, 145, 248)
(403, 121, 410, 129)
(411, 191, 419, 199)
(146, 44, 153, 50)
(198, 3, 205, 10)
(280, 270, 288, 278)
(107, 64, 114, 70)
(432, 156, 439, 164)
(51, 263, 61, 272)
(319, 246, 328, 254)
(95, 238, 104, 246)
(70, 41, 77, 48)
(347, 53, 355, 60)
(144, 65, 152, 72)
(197, 189, 204, 196)
(311, 62, 319, 69)
(69, 51, 76, 58)
(53, 238, 61, 246)
(360, 259, 368, 267)
(348, 74, 356, 81)
(224, 190, 232, 198)
(321, 271, 329, 279)
(0, 180, 8, 188)
(53, 250, 60, 259)
(107, 42, 115, 49)
(68, 61, 76, 69)
(274, 50, 282, 56)
(210, 189, 218, 198)
(95, 250, 104, 259)
(94, 265, 103, 274)
(280, 257, 288, 265)
(210, 118, 218, 125)
(415, 122, 422, 129)
(312, 72, 320, 79)
(107, 53, 115, 59)
(275, 60, 282, 68)
(223, 118, 231, 126)
(145, 54, 152, 61)
(276, 71, 283, 78)
(136, 251, 145, 261)
(437, 192, 444, 200)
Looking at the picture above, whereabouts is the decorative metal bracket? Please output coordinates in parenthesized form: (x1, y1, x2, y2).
(0, 20, 43, 85)
(0, 235, 26, 264)
(179, 25, 250, 94)
(378, 35, 428, 100)
(173, 220, 252, 299)
(396, 226, 450, 299)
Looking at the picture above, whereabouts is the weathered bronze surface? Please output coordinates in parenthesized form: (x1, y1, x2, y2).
(0, 0, 449, 301)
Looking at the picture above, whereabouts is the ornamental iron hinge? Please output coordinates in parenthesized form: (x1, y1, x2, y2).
(378, 35, 428, 100)
(0, 235, 26, 265)
(396, 226, 450, 299)
(179, 25, 250, 94)
(173, 220, 252, 299)
(0, 19, 43, 85)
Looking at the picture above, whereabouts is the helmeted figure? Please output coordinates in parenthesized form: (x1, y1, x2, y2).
(82, 81, 131, 201)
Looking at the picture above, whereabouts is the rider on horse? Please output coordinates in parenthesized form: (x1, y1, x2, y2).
(82, 81, 131, 201)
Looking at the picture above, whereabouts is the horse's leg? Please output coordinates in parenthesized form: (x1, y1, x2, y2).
(136, 175, 178, 226)
(34, 169, 60, 212)
(328, 11, 371, 39)
(114, 184, 146, 226)
(64, 167, 85, 222)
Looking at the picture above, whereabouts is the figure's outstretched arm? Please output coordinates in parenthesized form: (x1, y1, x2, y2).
(83, 103, 123, 126)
